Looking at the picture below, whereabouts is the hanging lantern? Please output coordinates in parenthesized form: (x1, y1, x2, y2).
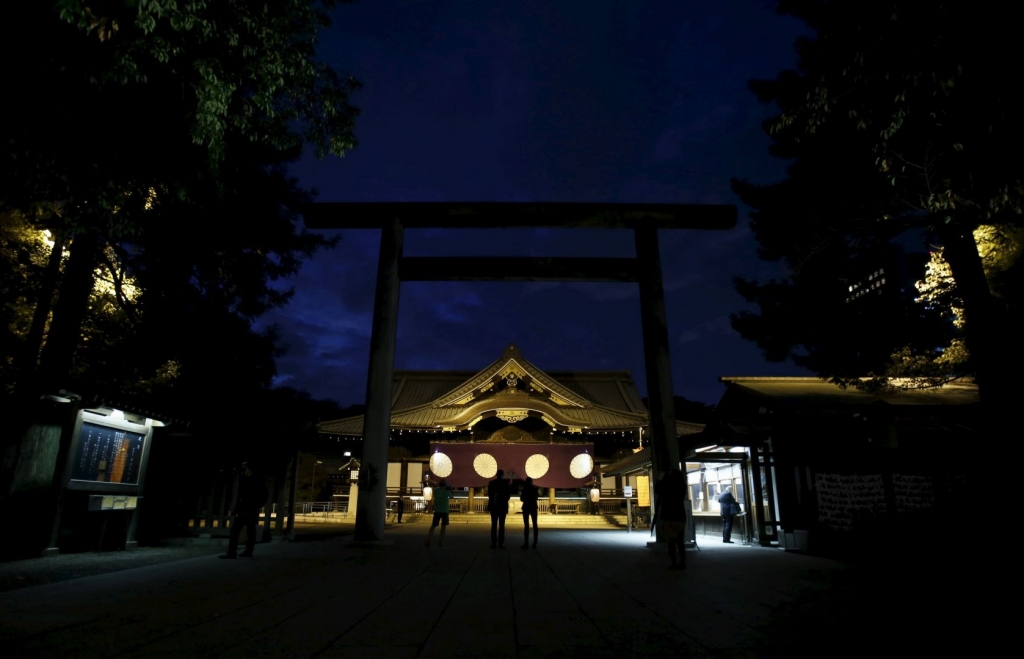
(423, 486, 433, 502)
(588, 487, 601, 503)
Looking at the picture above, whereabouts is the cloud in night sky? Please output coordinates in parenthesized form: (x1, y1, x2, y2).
(256, 1, 815, 409)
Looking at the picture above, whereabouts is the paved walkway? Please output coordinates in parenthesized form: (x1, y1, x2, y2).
(0, 524, 974, 658)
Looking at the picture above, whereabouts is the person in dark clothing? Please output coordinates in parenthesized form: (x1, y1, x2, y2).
(488, 469, 511, 549)
(396, 497, 405, 523)
(519, 476, 539, 549)
(221, 463, 269, 559)
(718, 487, 739, 543)
(654, 468, 689, 570)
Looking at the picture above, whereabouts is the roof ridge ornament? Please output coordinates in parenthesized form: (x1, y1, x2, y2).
(430, 344, 590, 409)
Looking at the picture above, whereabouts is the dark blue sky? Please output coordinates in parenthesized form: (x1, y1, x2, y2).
(259, 1, 815, 408)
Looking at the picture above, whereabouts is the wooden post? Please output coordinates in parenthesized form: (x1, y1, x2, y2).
(355, 218, 404, 542)
(286, 448, 299, 540)
(762, 442, 778, 544)
(751, 442, 769, 546)
(741, 454, 754, 544)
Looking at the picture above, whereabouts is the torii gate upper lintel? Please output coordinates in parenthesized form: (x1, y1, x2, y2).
(302, 202, 738, 542)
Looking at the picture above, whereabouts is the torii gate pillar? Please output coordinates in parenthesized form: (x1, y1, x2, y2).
(354, 218, 403, 542)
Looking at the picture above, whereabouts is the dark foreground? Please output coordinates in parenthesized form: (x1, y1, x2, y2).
(0, 524, 982, 658)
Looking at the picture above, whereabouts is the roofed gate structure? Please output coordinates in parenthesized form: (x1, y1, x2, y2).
(303, 202, 736, 541)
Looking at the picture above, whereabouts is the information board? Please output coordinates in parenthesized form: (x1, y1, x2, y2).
(71, 421, 145, 485)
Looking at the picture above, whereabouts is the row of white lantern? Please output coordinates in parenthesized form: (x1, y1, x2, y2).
(427, 451, 593, 480)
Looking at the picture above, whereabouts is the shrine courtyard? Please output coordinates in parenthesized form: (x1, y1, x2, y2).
(0, 524, 981, 658)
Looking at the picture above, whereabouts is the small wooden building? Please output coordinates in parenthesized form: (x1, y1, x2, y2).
(692, 376, 980, 554)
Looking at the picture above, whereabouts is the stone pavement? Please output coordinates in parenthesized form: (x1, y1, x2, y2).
(0, 523, 978, 658)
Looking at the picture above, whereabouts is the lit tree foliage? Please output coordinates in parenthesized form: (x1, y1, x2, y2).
(885, 224, 1024, 388)
(0, 2, 358, 398)
(54, 0, 360, 161)
(732, 1, 1022, 414)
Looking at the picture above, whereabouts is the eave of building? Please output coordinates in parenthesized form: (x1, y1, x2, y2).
(319, 394, 649, 436)
(390, 368, 645, 414)
(718, 376, 980, 409)
(601, 423, 706, 476)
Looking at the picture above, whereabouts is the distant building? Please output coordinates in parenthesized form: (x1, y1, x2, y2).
(843, 244, 928, 305)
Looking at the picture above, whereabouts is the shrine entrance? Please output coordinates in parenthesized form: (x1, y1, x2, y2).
(302, 202, 736, 541)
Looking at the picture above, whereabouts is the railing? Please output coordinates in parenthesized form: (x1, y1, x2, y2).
(180, 484, 655, 535)
(289, 495, 651, 520)
(299, 500, 350, 518)
(301, 501, 347, 514)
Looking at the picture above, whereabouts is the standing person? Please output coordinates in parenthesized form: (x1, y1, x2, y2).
(519, 476, 539, 549)
(654, 467, 689, 570)
(718, 487, 739, 543)
(221, 462, 268, 559)
(488, 469, 511, 549)
(396, 497, 405, 524)
(425, 480, 454, 546)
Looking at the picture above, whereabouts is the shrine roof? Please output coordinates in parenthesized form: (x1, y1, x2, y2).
(319, 344, 651, 436)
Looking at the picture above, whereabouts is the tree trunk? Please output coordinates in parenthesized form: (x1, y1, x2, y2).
(16, 230, 67, 388)
(937, 223, 1013, 426)
(37, 229, 103, 394)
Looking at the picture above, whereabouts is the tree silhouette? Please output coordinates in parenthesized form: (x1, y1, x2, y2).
(1, 2, 359, 397)
(1, 2, 359, 504)
(732, 1, 1022, 417)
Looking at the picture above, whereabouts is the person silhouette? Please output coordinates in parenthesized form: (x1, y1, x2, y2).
(396, 497, 405, 524)
(221, 462, 268, 559)
(425, 480, 453, 547)
(718, 486, 739, 543)
(488, 469, 511, 549)
(520, 476, 539, 549)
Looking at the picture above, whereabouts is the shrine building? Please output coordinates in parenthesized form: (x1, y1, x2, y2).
(318, 343, 703, 517)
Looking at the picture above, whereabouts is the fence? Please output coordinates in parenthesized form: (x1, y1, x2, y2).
(184, 489, 649, 533)
(293, 495, 642, 518)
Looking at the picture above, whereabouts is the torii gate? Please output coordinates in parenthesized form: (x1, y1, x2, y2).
(302, 202, 736, 542)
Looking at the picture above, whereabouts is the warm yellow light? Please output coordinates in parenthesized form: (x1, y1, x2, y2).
(637, 475, 651, 507)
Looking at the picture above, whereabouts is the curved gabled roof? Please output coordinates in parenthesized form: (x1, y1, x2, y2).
(318, 344, 650, 436)
(430, 344, 590, 408)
